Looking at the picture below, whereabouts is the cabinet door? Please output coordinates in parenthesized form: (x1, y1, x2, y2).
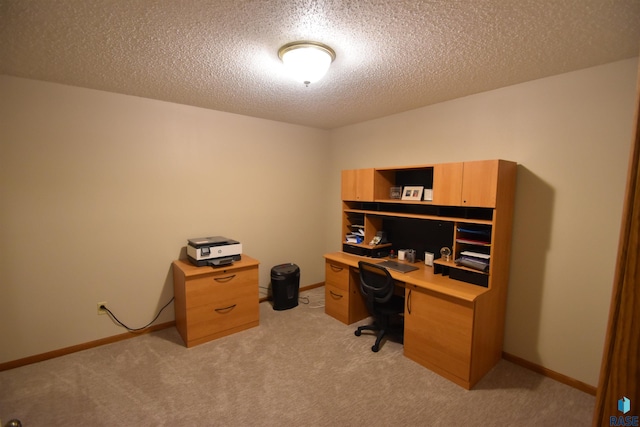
(432, 162, 463, 206)
(433, 161, 499, 208)
(404, 288, 474, 382)
(461, 160, 498, 208)
(341, 169, 374, 201)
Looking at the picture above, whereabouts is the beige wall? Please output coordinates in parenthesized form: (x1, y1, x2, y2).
(1, 57, 637, 388)
(0, 76, 329, 363)
(325, 58, 638, 387)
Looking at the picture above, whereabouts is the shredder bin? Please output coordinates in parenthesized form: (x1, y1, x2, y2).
(270, 263, 300, 310)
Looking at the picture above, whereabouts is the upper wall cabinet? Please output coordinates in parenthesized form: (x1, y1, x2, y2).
(433, 160, 501, 208)
(342, 160, 512, 208)
(341, 168, 375, 201)
(461, 160, 500, 208)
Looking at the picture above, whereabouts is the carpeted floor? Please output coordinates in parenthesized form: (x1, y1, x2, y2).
(0, 287, 594, 426)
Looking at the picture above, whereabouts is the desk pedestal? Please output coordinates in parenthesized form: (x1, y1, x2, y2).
(324, 260, 369, 324)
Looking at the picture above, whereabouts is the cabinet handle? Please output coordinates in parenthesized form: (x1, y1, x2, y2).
(329, 290, 343, 299)
(214, 304, 237, 314)
(329, 264, 344, 272)
(214, 274, 236, 283)
(407, 289, 412, 315)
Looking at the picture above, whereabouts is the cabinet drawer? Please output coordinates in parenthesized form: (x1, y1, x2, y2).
(185, 286, 258, 341)
(185, 267, 258, 308)
(325, 261, 349, 291)
(325, 283, 350, 324)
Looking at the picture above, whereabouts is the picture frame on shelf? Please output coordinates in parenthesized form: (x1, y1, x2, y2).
(402, 186, 424, 201)
(390, 186, 403, 199)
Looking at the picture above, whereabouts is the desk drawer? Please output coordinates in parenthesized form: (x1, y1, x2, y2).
(325, 283, 350, 324)
(185, 267, 258, 309)
(325, 276, 369, 325)
(325, 261, 349, 291)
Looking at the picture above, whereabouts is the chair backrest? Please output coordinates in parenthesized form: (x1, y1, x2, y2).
(358, 261, 395, 311)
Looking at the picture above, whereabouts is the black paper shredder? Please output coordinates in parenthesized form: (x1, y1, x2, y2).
(270, 263, 300, 310)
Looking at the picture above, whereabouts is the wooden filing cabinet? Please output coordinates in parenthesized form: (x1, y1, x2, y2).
(172, 256, 260, 348)
(324, 260, 369, 325)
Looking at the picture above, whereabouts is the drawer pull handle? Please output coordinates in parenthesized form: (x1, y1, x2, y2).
(329, 290, 343, 299)
(214, 275, 236, 283)
(329, 265, 344, 272)
(214, 304, 237, 314)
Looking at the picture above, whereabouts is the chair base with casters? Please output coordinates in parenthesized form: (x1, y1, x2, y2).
(354, 307, 404, 352)
(354, 261, 405, 352)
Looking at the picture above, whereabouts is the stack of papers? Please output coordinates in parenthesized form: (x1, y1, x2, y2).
(455, 251, 490, 272)
(346, 234, 363, 244)
(346, 226, 364, 244)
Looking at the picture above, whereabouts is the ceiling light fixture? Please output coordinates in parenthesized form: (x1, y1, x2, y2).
(278, 41, 336, 87)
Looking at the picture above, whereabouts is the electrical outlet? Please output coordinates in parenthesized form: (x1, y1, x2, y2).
(97, 301, 107, 315)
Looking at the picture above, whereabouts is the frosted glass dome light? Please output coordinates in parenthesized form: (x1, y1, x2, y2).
(278, 41, 336, 86)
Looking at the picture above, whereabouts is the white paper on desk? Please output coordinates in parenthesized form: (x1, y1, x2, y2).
(460, 251, 490, 259)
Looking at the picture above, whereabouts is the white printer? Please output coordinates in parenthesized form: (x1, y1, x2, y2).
(187, 236, 242, 267)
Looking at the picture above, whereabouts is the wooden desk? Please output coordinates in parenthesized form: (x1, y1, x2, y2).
(324, 251, 502, 390)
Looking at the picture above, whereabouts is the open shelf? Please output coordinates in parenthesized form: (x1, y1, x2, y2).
(345, 208, 493, 225)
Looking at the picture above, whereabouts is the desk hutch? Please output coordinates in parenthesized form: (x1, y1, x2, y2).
(324, 159, 517, 389)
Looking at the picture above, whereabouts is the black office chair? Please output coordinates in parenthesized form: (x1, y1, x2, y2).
(354, 261, 405, 352)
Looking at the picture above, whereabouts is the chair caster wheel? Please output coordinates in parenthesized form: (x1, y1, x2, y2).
(371, 345, 379, 352)
(355, 330, 361, 336)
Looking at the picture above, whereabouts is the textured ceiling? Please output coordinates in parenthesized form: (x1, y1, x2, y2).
(1, 0, 639, 129)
